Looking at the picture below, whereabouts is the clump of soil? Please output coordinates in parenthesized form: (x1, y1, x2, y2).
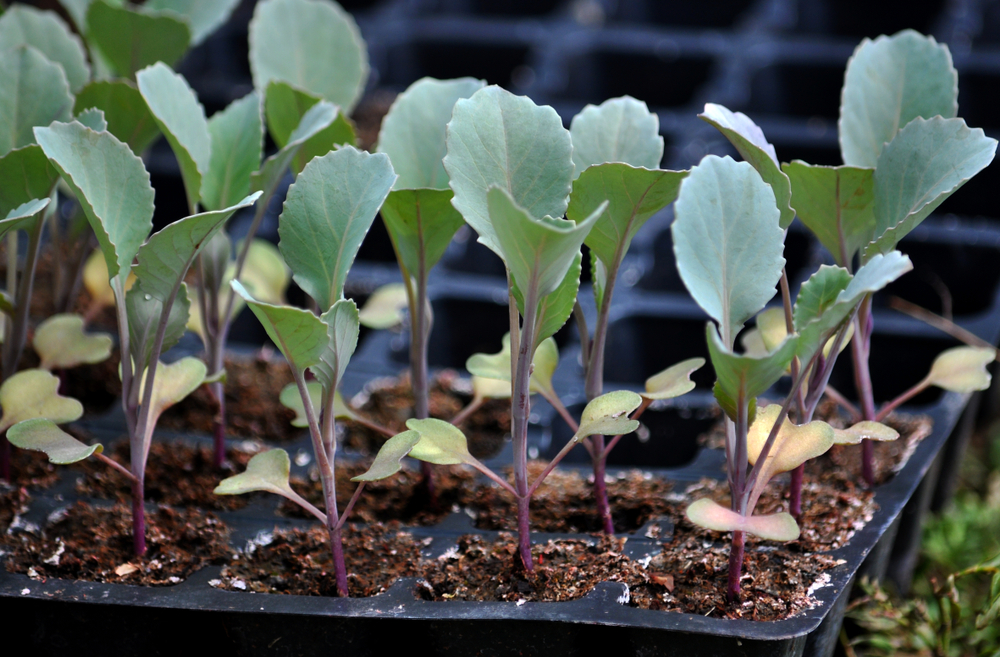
(0, 485, 29, 533)
(6, 449, 61, 490)
(75, 441, 260, 511)
(159, 355, 300, 442)
(283, 462, 478, 525)
(214, 521, 422, 597)
(3, 502, 230, 585)
(352, 90, 397, 151)
(344, 370, 510, 460)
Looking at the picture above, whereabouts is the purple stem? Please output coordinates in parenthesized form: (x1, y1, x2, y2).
(591, 435, 614, 534)
(212, 381, 226, 466)
(510, 285, 539, 571)
(789, 465, 804, 518)
(131, 478, 146, 556)
(727, 530, 745, 603)
(516, 496, 532, 571)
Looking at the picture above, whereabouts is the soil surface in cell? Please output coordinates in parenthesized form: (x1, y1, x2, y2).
(0, 486, 29, 533)
(3, 502, 230, 585)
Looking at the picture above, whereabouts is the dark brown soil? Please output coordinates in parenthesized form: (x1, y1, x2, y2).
(213, 521, 422, 597)
(344, 371, 510, 460)
(158, 355, 300, 442)
(6, 448, 61, 489)
(0, 485, 29, 533)
(352, 90, 396, 152)
(3, 501, 230, 585)
(75, 441, 259, 511)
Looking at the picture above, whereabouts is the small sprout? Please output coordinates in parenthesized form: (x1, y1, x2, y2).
(358, 282, 408, 329)
(215, 448, 296, 498)
(466, 333, 558, 397)
(925, 346, 994, 393)
(832, 421, 899, 445)
(574, 390, 642, 442)
(685, 498, 799, 542)
(7, 418, 101, 464)
(747, 405, 836, 478)
(279, 380, 321, 428)
(472, 375, 511, 400)
(642, 358, 705, 401)
(136, 357, 208, 446)
(350, 430, 420, 482)
(0, 369, 83, 432)
(33, 314, 113, 370)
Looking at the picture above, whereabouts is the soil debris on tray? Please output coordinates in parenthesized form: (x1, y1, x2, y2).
(7, 449, 61, 490)
(0, 485, 29, 533)
(3, 502, 230, 585)
(214, 521, 422, 597)
(158, 355, 299, 441)
(76, 441, 260, 511)
(343, 370, 510, 460)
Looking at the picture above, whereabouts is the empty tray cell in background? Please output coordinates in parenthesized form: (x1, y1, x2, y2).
(793, 0, 946, 39)
(747, 60, 845, 120)
(602, 313, 714, 388)
(356, 216, 400, 263)
(608, 0, 758, 28)
(440, 226, 509, 277)
(424, 0, 563, 16)
(382, 39, 532, 90)
(546, 402, 717, 469)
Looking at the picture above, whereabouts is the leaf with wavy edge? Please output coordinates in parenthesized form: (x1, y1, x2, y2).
(202, 92, 263, 212)
(352, 431, 421, 482)
(569, 96, 663, 176)
(74, 80, 161, 155)
(685, 498, 799, 541)
(309, 298, 359, 394)
(231, 281, 327, 372)
(0, 6, 90, 93)
(0, 46, 73, 156)
(125, 281, 191, 374)
(924, 346, 994, 393)
(145, 0, 241, 46)
(251, 99, 338, 199)
(707, 323, 797, 423)
(643, 358, 705, 401)
(34, 314, 113, 370)
(0, 369, 83, 432)
(510, 252, 583, 346)
(8, 418, 100, 464)
(263, 81, 356, 174)
(380, 188, 465, 278)
(0, 197, 50, 241)
(0, 145, 58, 220)
(574, 390, 641, 441)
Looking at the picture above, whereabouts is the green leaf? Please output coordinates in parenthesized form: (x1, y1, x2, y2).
(792, 265, 854, 333)
(249, 0, 368, 114)
(139, 356, 206, 438)
(574, 390, 641, 441)
(591, 250, 607, 313)
(465, 333, 559, 398)
(782, 161, 874, 266)
(377, 76, 485, 190)
(351, 430, 421, 482)
(202, 92, 263, 212)
(263, 81, 356, 174)
(231, 280, 327, 372)
(0, 46, 74, 156)
(145, 0, 241, 46)
(487, 186, 602, 301)
(75, 108, 107, 132)
(840, 30, 957, 168)
(406, 418, 475, 466)
(700, 103, 794, 229)
(444, 85, 574, 256)
(74, 80, 161, 154)
(278, 146, 396, 309)
(133, 193, 262, 302)
(569, 163, 686, 270)
(924, 346, 994, 393)
(707, 322, 797, 422)
(0, 6, 90, 93)
(137, 62, 211, 212)
(672, 155, 784, 344)
(309, 298, 360, 394)
(86, 0, 190, 79)
(530, 251, 582, 346)
(0, 369, 84, 433)
(643, 357, 705, 401)
(279, 380, 321, 428)
(380, 188, 465, 277)
(215, 448, 296, 497)
(35, 120, 155, 280)
(126, 281, 190, 373)
(358, 282, 408, 330)
(0, 145, 59, 220)
(866, 117, 997, 259)
(0, 197, 50, 241)
(569, 96, 663, 176)
(685, 498, 799, 541)
(251, 98, 338, 197)
(58, 0, 105, 33)
(7, 418, 101, 464)
(33, 314, 113, 370)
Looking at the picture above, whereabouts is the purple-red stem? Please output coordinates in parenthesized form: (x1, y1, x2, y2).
(212, 381, 226, 466)
(727, 530, 745, 602)
(510, 286, 539, 571)
(789, 465, 804, 518)
(591, 435, 614, 534)
(131, 479, 146, 556)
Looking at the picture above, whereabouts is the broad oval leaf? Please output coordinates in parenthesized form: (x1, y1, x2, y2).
(251, 97, 339, 197)
(685, 498, 799, 541)
(309, 298, 360, 393)
(145, 0, 242, 46)
(279, 380, 322, 428)
(380, 188, 466, 277)
(0, 145, 59, 220)
(86, 0, 191, 79)
(643, 357, 705, 401)
(747, 405, 835, 480)
(832, 421, 899, 445)
(510, 251, 584, 346)
(351, 430, 421, 482)
(203, 91, 263, 212)
(7, 418, 101, 464)
(35, 120, 155, 281)
(0, 368, 84, 432)
(574, 390, 642, 441)
(444, 85, 574, 256)
(262, 81, 356, 175)
(126, 281, 191, 373)
(0, 46, 74, 156)
(925, 346, 994, 393)
(231, 280, 327, 372)
(840, 30, 957, 168)
(74, 80, 161, 155)
(406, 417, 474, 466)
(0, 6, 90, 93)
(140, 357, 207, 435)
(377, 76, 485, 190)
(672, 155, 785, 344)
(358, 282, 408, 330)
(214, 448, 295, 497)
(700, 103, 794, 228)
(707, 323, 797, 422)
(249, 0, 368, 114)
(569, 96, 663, 176)
(33, 314, 113, 370)
(866, 117, 997, 259)
(278, 146, 396, 309)
(137, 62, 211, 212)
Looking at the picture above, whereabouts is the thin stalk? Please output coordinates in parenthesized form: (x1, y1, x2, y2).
(511, 284, 539, 571)
(850, 296, 878, 486)
(875, 380, 929, 422)
(411, 253, 436, 502)
(526, 437, 584, 497)
(95, 453, 138, 482)
(726, 393, 749, 602)
(727, 530, 745, 602)
(573, 301, 590, 369)
(889, 296, 999, 355)
(351, 414, 396, 437)
(542, 390, 579, 433)
(450, 396, 484, 427)
(131, 478, 146, 556)
(334, 482, 366, 532)
(601, 398, 650, 460)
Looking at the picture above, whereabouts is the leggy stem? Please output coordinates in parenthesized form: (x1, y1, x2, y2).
(131, 478, 146, 556)
(727, 530, 745, 603)
(875, 380, 929, 422)
(511, 285, 539, 571)
(96, 453, 138, 482)
(850, 297, 878, 486)
(450, 397, 484, 427)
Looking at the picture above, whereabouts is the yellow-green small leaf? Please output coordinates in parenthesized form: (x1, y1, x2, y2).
(756, 307, 787, 352)
(472, 375, 511, 400)
(0, 368, 83, 432)
(138, 358, 207, 448)
(33, 314, 113, 370)
(685, 497, 800, 541)
(465, 333, 558, 397)
(747, 405, 835, 477)
(215, 448, 294, 496)
(643, 357, 704, 400)
(925, 346, 994, 393)
(832, 421, 899, 445)
(7, 418, 101, 464)
(406, 417, 473, 466)
(575, 390, 641, 441)
(351, 430, 420, 482)
(279, 380, 321, 428)
(358, 282, 408, 329)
